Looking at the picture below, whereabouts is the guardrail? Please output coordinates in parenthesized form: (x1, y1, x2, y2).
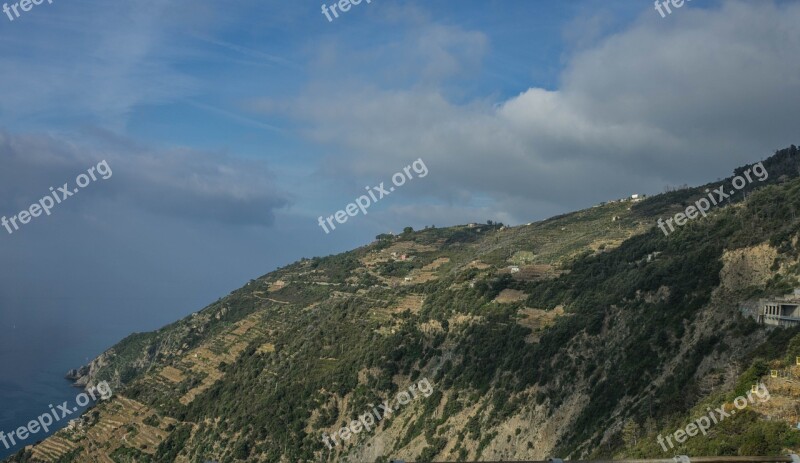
(389, 456, 800, 463)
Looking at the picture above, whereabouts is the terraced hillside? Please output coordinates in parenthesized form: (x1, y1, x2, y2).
(7, 146, 800, 462)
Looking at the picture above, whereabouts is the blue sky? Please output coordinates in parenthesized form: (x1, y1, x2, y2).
(1, 0, 800, 406)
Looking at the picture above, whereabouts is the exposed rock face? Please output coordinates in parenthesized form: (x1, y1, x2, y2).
(719, 243, 780, 291)
(65, 351, 111, 388)
(64, 365, 89, 382)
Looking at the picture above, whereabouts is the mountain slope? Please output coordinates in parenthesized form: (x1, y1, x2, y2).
(8, 146, 800, 463)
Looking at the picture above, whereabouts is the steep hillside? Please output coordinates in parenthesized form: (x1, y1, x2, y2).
(8, 146, 800, 463)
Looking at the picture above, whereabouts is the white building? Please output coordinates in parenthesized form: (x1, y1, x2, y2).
(760, 295, 800, 327)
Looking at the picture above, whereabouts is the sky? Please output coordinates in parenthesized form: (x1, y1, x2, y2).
(1, 0, 800, 421)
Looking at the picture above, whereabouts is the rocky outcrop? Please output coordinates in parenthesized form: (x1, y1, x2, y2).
(64, 351, 112, 388)
(64, 365, 89, 382)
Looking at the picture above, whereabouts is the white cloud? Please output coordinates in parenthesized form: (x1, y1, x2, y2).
(259, 0, 800, 225)
(0, 0, 229, 127)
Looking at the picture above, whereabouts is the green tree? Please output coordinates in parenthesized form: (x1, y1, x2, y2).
(622, 419, 640, 448)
